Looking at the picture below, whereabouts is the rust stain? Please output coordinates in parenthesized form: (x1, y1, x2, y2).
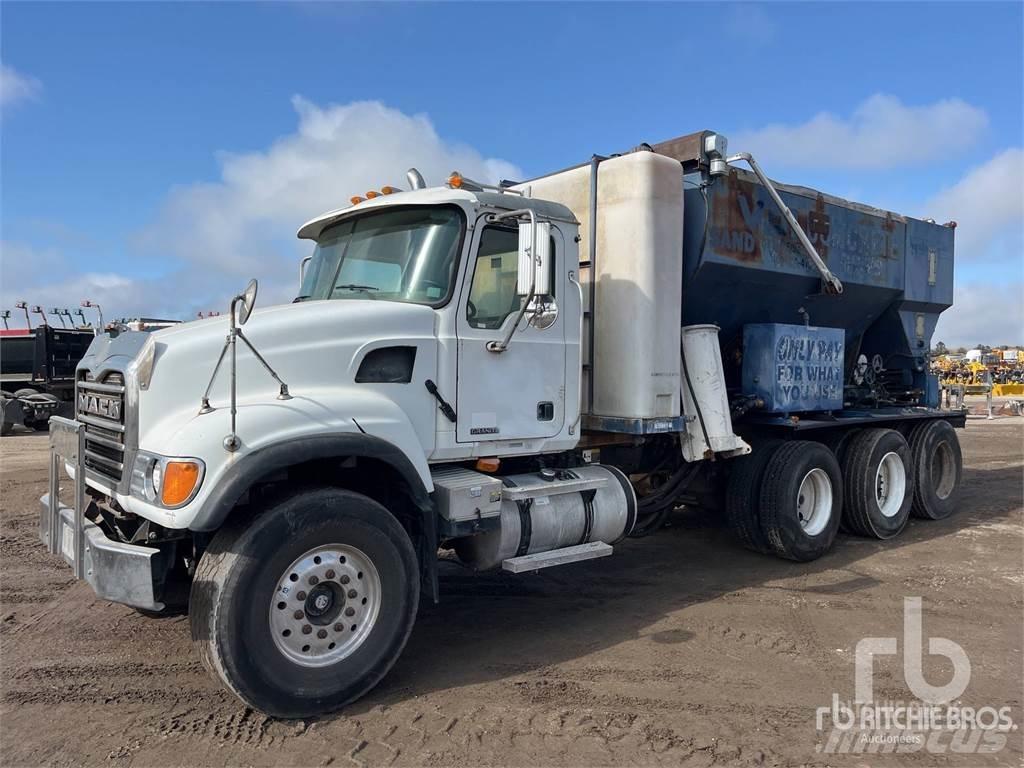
(710, 171, 762, 263)
(808, 194, 830, 261)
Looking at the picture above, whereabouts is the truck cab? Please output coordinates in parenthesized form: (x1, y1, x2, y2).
(294, 183, 583, 462)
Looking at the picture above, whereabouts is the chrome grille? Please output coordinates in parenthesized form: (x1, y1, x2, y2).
(78, 371, 126, 484)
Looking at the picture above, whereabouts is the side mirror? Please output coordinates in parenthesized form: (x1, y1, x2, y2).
(236, 279, 258, 326)
(299, 256, 312, 291)
(516, 220, 551, 296)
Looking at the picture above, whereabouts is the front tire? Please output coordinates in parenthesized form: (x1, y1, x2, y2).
(190, 487, 420, 718)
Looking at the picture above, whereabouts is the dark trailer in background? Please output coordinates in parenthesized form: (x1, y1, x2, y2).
(1, 326, 94, 433)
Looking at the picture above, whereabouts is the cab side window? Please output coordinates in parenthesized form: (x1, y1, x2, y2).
(466, 226, 556, 330)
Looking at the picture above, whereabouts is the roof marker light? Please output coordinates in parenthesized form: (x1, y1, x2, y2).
(365, 190, 380, 199)
(447, 172, 464, 189)
(350, 196, 365, 205)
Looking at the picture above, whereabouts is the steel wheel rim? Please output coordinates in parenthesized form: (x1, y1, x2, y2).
(796, 468, 832, 536)
(875, 451, 907, 518)
(269, 544, 382, 668)
(932, 441, 956, 499)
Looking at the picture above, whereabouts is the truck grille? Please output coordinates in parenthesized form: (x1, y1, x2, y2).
(77, 371, 126, 484)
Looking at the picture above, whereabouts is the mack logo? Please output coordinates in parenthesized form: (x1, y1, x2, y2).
(78, 392, 121, 421)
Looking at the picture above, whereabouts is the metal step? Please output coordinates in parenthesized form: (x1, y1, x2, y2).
(501, 475, 606, 501)
(502, 541, 612, 573)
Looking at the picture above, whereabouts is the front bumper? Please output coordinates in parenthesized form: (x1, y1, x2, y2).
(39, 416, 165, 611)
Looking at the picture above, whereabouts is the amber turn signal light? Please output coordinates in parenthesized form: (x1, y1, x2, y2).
(161, 461, 202, 507)
(475, 457, 500, 473)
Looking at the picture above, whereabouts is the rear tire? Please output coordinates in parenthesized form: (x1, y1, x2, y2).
(190, 487, 419, 718)
(908, 420, 962, 520)
(725, 439, 783, 553)
(820, 429, 861, 534)
(841, 429, 912, 539)
(759, 441, 842, 562)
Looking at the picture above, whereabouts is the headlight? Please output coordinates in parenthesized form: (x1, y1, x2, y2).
(136, 338, 157, 390)
(151, 461, 164, 496)
(133, 452, 204, 508)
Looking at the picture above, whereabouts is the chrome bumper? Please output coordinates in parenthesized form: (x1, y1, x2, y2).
(39, 416, 165, 611)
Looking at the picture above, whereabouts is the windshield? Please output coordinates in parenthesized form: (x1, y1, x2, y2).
(298, 206, 464, 305)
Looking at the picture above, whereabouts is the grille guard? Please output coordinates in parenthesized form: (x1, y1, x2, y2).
(41, 416, 165, 610)
(45, 416, 87, 579)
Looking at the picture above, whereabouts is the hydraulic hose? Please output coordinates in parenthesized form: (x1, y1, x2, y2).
(629, 463, 701, 538)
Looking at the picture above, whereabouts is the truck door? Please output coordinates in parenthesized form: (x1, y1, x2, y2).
(455, 217, 566, 443)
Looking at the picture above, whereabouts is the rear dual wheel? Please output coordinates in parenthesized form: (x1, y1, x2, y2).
(726, 440, 842, 561)
(758, 441, 843, 561)
(191, 488, 419, 718)
(841, 428, 913, 539)
(725, 422, 962, 559)
(908, 419, 963, 520)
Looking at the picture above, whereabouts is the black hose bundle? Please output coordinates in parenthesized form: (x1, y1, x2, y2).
(629, 462, 701, 538)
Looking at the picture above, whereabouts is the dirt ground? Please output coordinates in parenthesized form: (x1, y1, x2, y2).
(1, 412, 1021, 767)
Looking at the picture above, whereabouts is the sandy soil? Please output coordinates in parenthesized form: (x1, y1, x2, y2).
(1, 416, 1021, 767)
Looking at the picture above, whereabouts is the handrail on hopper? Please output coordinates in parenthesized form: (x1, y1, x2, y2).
(726, 152, 844, 295)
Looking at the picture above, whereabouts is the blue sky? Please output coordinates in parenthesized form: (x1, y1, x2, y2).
(2, 1, 1022, 346)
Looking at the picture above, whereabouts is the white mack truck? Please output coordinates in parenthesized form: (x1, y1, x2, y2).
(40, 131, 964, 717)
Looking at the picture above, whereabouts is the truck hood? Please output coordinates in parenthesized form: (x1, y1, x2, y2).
(137, 299, 438, 444)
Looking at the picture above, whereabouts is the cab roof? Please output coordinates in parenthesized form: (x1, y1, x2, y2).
(296, 186, 577, 241)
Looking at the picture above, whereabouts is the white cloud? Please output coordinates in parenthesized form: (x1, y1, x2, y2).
(934, 281, 1024, 348)
(0, 241, 206, 324)
(732, 94, 988, 169)
(0, 64, 42, 109)
(920, 147, 1024, 262)
(3, 98, 521, 324)
(141, 97, 520, 283)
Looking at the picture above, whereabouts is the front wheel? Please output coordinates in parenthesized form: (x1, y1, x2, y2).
(190, 487, 420, 718)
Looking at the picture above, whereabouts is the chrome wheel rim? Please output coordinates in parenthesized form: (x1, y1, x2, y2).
(796, 468, 832, 536)
(875, 451, 907, 518)
(269, 544, 381, 668)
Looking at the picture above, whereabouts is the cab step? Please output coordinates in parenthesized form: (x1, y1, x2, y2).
(501, 541, 612, 573)
(501, 474, 607, 501)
